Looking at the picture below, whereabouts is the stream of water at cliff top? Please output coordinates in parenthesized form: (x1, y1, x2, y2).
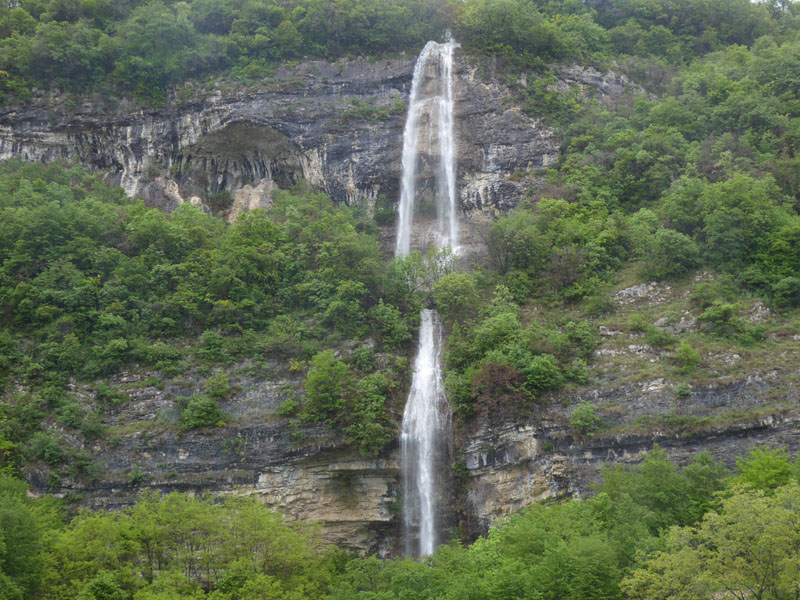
(397, 38, 458, 557)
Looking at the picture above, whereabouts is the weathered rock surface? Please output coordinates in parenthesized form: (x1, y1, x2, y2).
(0, 51, 565, 257)
(460, 372, 800, 537)
(24, 357, 800, 555)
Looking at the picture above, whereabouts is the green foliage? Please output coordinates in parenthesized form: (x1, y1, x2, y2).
(597, 446, 727, 534)
(369, 300, 411, 350)
(0, 161, 412, 460)
(570, 401, 601, 436)
(673, 382, 692, 398)
(622, 483, 800, 600)
(29, 432, 65, 466)
(432, 272, 478, 324)
(733, 446, 795, 491)
(41, 490, 332, 599)
(644, 325, 676, 349)
(345, 372, 395, 457)
(302, 349, 352, 425)
(204, 370, 231, 400)
(697, 301, 764, 343)
(0, 474, 51, 599)
(672, 340, 700, 372)
(276, 397, 300, 417)
(181, 396, 224, 429)
(640, 228, 700, 280)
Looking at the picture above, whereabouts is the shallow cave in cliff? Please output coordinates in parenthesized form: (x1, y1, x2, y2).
(172, 123, 307, 197)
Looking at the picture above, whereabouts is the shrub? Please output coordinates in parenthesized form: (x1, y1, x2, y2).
(645, 325, 676, 349)
(199, 330, 225, 362)
(277, 398, 300, 417)
(525, 354, 564, 394)
(470, 360, 529, 417)
(565, 321, 599, 359)
(771, 276, 800, 308)
(433, 272, 479, 323)
(205, 370, 232, 400)
(628, 313, 647, 333)
(29, 432, 65, 465)
(352, 346, 376, 372)
(370, 301, 411, 350)
(697, 301, 743, 337)
(673, 340, 701, 372)
(181, 396, 224, 429)
(570, 402, 601, 436)
(641, 228, 700, 280)
(302, 350, 353, 424)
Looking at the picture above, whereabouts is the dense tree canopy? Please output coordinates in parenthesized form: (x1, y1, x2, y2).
(3, 448, 798, 599)
(0, 0, 798, 103)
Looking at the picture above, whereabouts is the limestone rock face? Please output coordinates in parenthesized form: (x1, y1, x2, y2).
(0, 52, 563, 259)
(459, 374, 800, 538)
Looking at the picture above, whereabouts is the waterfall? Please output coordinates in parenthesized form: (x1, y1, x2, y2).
(397, 39, 458, 557)
(395, 40, 459, 258)
(401, 309, 450, 556)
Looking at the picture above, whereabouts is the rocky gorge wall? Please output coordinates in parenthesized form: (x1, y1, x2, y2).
(7, 52, 799, 555)
(0, 51, 570, 256)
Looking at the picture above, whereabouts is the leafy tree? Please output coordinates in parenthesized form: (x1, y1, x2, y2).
(432, 272, 478, 324)
(302, 350, 353, 424)
(733, 446, 795, 492)
(622, 483, 800, 600)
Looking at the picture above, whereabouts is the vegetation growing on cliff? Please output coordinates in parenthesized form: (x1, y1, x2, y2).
(0, 160, 414, 472)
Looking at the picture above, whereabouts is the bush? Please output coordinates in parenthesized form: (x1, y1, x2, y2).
(277, 398, 300, 417)
(205, 370, 232, 400)
(370, 301, 411, 350)
(199, 330, 225, 363)
(433, 272, 479, 324)
(673, 340, 701, 372)
(674, 382, 692, 398)
(302, 350, 353, 424)
(181, 396, 224, 429)
(628, 313, 647, 333)
(29, 432, 65, 465)
(525, 354, 564, 394)
(641, 228, 700, 280)
(645, 325, 676, 349)
(771, 276, 800, 308)
(697, 302, 744, 337)
(570, 402, 601, 436)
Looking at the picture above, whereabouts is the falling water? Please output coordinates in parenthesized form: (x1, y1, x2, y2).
(397, 38, 458, 557)
(395, 39, 459, 257)
(401, 309, 450, 556)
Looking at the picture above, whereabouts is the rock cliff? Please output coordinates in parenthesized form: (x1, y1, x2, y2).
(0, 51, 563, 257)
(7, 53, 797, 555)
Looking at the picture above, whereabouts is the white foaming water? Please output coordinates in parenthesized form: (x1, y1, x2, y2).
(397, 38, 459, 558)
(395, 40, 459, 257)
(401, 309, 450, 556)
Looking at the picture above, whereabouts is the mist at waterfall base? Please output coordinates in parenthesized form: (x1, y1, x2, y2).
(396, 39, 458, 558)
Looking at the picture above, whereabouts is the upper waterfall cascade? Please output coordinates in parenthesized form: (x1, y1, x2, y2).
(395, 39, 459, 258)
(397, 39, 458, 557)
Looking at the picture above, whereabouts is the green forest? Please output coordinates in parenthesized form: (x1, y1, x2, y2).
(4, 447, 800, 599)
(2, 0, 800, 598)
(0, 0, 796, 103)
